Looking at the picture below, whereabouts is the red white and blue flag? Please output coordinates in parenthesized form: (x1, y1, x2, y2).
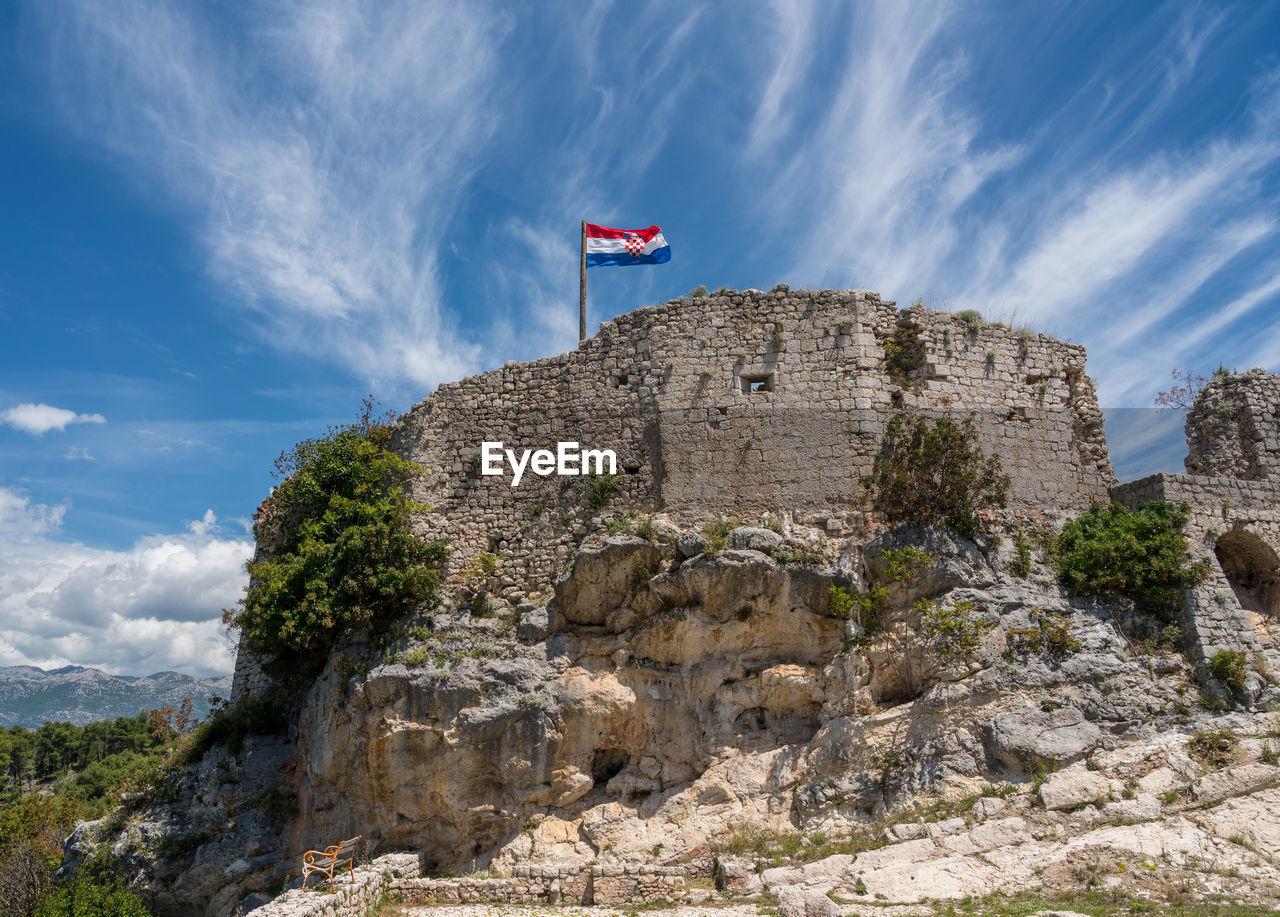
(585, 224, 671, 267)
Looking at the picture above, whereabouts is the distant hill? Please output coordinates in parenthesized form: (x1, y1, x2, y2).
(0, 665, 233, 728)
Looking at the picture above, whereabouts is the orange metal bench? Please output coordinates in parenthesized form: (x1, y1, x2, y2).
(301, 835, 362, 892)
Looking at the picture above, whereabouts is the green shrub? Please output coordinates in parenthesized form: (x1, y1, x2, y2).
(861, 413, 1009, 538)
(827, 584, 854, 620)
(1207, 649, 1249, 691)
(701, 518, 739, 553)
(463, 553, 500, 578)
(1054, 501, 1207, 622)
(956, 309, 984, 334)
(770, 542, 826, 566)
(1188, 728, 1236, 767)
(1010, 529, 1032, 578)
(34, 878, 151, 917)
(918, 598, 990, 659)
(228, 401, 448, 679)
(825, 584, 885, 633)
(586, 472, 621, 511)
(1007, 607, 1081, 660)
(881, 339, 910, 378)
(689, 285, 708, 298)
(469, 593, 496, 618)
(879, 546, 934, 583)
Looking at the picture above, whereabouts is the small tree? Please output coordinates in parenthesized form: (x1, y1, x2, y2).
(861, 413, 1010, 537)
(1154, 365, 1232, 411)
(227, 399, 449, 679)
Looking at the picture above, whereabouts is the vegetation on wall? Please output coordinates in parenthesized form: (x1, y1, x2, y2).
(826, 583, 886, 634)
(878, 546, 934, 583)
(1053, 501, 1208, 623)
(862, 413, 1010, 537)
(226, 399, 449, 679)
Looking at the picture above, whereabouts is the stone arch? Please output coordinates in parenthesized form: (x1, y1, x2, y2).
(1214, 530, 1280, 617)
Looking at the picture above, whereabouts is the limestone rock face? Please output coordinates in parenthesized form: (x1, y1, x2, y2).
(554, 536, 677, 626)
(1038, 767, 1117, 810)
(987, 707, 1101, 770)
(82, 523, 1274, 915)
(729, 526, 785, 553)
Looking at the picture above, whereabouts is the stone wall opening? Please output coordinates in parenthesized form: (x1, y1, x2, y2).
(1214, 530, 1280, 617)
(740, 372, 774, 394)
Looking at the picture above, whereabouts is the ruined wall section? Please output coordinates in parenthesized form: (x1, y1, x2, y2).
(394, 289, 1115, 597)
(1112, 473, 1280, 676)
(1185, 369, 1280, 480)
(879, 306, 1113, 515)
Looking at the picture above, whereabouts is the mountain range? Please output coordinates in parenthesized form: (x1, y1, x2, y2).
(0, 665, 234, 729)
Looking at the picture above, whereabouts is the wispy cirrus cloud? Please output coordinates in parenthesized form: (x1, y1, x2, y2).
(744, 1, 1280, 410)
(20, 2, 1280, 416)
(749, 2, 1023, 296)
(32, 0, 505, 390)
(2, 403, 106, 435)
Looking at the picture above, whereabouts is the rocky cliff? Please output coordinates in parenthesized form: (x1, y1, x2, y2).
(69, 519, 1280, 914)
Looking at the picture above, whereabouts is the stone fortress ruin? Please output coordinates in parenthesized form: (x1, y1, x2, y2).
(234, 286, 1280, 699)
(391, 286, 1113, 589)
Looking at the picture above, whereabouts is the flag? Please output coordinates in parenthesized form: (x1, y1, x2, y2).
(585, 224, 671, 267)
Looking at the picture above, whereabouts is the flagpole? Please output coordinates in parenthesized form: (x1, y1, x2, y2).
(579, 220, 587, 342)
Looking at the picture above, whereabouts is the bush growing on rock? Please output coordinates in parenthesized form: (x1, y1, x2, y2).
(879, 545, 934, 583)
(33, 878, 151, 917)
(918, 598, 991, 659)
(861, 413, 1009, 537)
(826, 583, 886, 633)
(1053, 501, 1207, 623)
(1007, 607, 1081, 661)
(226, 399, 449, 679)
(1207, 649, 1249, 691)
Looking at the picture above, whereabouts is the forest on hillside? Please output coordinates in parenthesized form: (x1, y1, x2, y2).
(0, 704, 196, 916)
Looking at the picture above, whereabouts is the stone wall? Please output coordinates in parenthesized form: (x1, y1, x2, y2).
(1185, 369, 1280, 480)
(242, 853, 419, 917)
(1112, 473, 1280, 674)
(393, 288, 1114, 596)
(392, 863, 694, 907)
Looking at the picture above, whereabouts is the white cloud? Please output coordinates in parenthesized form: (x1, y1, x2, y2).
(0, 490, 251, 676)
(0, 489, 70, 540)
(975, 142, 1274, 326)
(33, 0, 503, 390)
(743, 4, 1280, 409)
(2, 403, 106, 435)
(187, 508, 218, 537)
(749, 2, 1023, 296)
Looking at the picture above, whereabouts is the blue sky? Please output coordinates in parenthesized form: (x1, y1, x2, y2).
(2, 1, 1279, 676)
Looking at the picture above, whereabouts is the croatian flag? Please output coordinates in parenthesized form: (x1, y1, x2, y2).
(585, 224, 671, 267)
